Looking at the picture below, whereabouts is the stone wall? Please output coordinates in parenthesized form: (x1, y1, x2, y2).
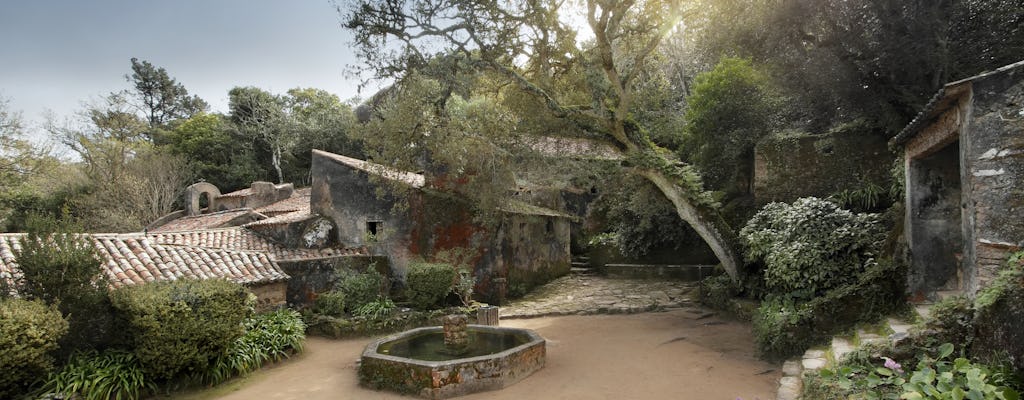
(278, 255, 389, 306)
(961, 71, 1024, 293)
(249, 281, 288, 311)
(310, 151, 571, 304)
(753, 122, 893, 205)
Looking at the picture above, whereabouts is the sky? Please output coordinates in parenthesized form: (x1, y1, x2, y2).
(0, 0, 381, 140)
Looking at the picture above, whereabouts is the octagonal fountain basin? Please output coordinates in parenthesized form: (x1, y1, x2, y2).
(359, 324, 546, 399)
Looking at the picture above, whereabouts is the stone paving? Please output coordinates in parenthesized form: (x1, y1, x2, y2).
(499, 274, 699, 319)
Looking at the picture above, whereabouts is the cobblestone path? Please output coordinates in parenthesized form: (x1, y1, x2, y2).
(499, 274, 699, 318)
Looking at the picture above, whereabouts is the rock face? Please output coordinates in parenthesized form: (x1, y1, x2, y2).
(893, 60, 1024, 297)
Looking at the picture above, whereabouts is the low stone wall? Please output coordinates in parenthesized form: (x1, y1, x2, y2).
(359, 326, 545, 399)
(602, 264, 719, 281)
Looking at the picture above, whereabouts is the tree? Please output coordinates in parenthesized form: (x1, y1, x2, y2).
(126, 58, 209, 130)
(228, 87, 290, 184)
(164, 113, 264, 191)
(0, 96, 49, 189)
(49, 93, 148, 183)
(342, 0, 745, 280)
(682, 57, 781, 194)
(14, 214, 115, 353)
(283, 88, 363, 184)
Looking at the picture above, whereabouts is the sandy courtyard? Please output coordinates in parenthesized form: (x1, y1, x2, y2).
(174, 309, 779, 400)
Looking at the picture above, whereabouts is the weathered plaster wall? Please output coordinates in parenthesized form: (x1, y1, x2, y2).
(961, 71, 1024, 293)
(754, 123, 893, 205)
(310, 151, 570, 304)
(249, 281, 288, 311)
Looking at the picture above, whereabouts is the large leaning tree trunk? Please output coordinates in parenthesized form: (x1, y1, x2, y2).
(341, 0, 745, 281)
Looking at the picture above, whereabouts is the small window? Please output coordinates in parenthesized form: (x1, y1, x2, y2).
(367, 221, 383, 237)
(545, 219, 554, 234)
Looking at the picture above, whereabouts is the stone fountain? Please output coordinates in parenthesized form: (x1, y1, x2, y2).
(359, 313, 545, 399)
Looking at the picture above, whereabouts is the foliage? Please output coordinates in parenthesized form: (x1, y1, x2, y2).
(163, 113, 263, 191)
(125, 57, 208, 130)
(14, 214, 116, 353)
(700, 273, 740, 311)
(110, 279, 251, 381)
(435, 247, 476, 306)
(591, 176, 711, 258)
(335, 268, 385, 313)
(342, 0, 747, 277)
(196, 308, 306, 385)
(0, 298, 68, 399)
(354, 297, 396, 321)
(741, 197, 886, 298)
(753, 258, 905, 360)
(42, 350, 155, 400)
(312, 290, 347, 317)
(920, 295, 976, 351)
(405, 262, 456, 310)
(971, 251, 1024, 377)
(810, 343, 1020, 400)
(830, 182, 888, 213)
(682, 57, 781, 193)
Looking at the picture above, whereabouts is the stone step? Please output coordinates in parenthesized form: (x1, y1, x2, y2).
(571, 261, 592, 268)
(570, 267, 596, 275)
(601, 263, 719, 281)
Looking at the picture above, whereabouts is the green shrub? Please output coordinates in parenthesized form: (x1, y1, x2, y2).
(920, 295, 975, 350)
(312, 290, 346, 317)
(42, 350, 154, 400)
(110, 279, 252, 381)
(741, 197, 885, 298)
(699, 273, 740, 311)
(753, 259, 905, 360)
(405, 263, 456, 310)
(972, 252, 1024, 377)
(336, 269, 384, 313)
(354, 297, 396, 320)
(810, 343, 1020, 400)
(14, 214, 116, 354)
(0, 298, 68, 398)
(198, 308, 306, 385)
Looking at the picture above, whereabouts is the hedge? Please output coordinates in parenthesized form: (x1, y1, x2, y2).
(110, 279, 252, 381)
(0, 298, 68, 398)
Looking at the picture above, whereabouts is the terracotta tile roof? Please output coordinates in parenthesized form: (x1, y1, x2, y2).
(0, 233, 289, 291)
(150, 209, 265, 233)
(217, 187, 254, 198)
(254, 188, 311, 217)
(147, 227, 367, 261)
(245, 210, 313, 228)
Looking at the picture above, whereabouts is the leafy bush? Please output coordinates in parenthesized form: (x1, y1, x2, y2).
(972, 252, 1024, 376)
(405, 262, 456, 310)
(312, 290, 346, 317)
(198, 308, 306, 385)
(920, 295, 975, 350)
(110, 279, 251, 381)
(809, 343, 1020, 400)
(336, 268, 384, 313)
(753, 259, 905, 360)
(42, 350, 154, 400)
(700, 273, 740, 311)
(14, 214, 116, 353)
(0, 298, 68, 398)
(354, 297, 396, 320)
(741, 197, 885, 298)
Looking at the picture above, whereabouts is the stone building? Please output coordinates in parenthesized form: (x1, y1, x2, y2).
(892, 60, 1024, 298)
(310, 150, 573, 304)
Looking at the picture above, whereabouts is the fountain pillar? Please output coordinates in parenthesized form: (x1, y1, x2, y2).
(442, 314, 469, 355)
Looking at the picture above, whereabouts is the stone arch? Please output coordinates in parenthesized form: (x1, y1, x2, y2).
(185, 182, 221, 216)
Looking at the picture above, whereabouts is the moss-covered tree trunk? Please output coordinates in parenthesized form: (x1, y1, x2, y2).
(636, 168, 742, 282)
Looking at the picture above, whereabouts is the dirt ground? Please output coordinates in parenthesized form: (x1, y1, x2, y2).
(175, 309, 779, 400)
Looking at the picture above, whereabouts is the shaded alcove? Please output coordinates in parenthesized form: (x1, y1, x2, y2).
(907, 142, 963, 296)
